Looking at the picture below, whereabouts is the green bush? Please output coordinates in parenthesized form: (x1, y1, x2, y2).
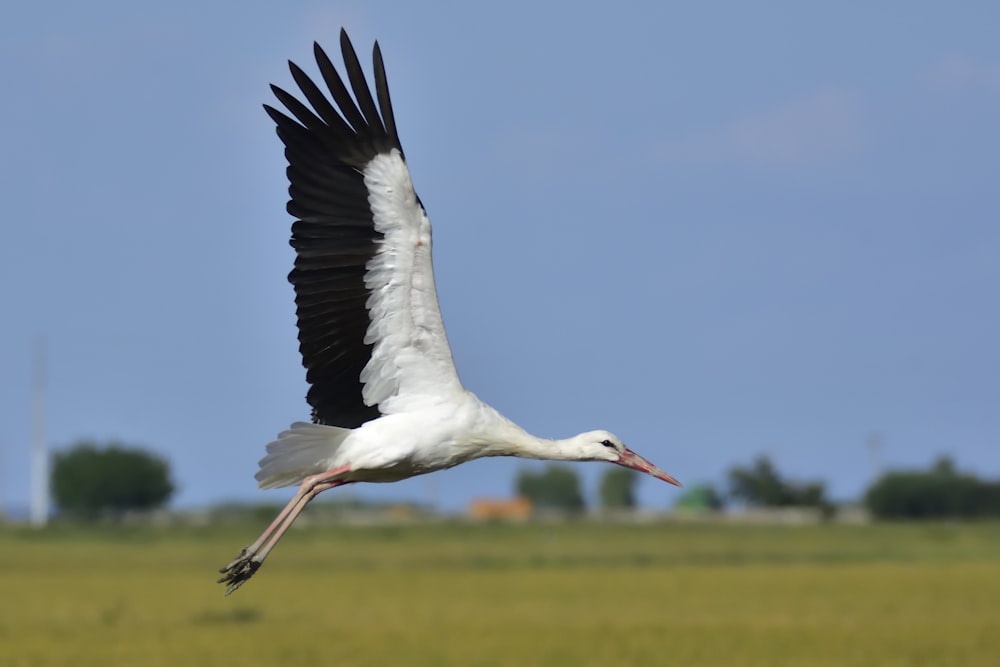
(728, 455, 830, 510)
(515, 464, 585, 513)
(598, 467, 638, 510)
(52, 441, 175, 519)
(865, 457, 1000, 519)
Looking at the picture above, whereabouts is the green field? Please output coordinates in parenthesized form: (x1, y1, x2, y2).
(2, 521, 999, 666)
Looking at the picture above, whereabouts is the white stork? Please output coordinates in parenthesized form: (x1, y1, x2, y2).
(219, 29, 681, 595)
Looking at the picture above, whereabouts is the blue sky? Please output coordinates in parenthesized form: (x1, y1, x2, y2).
(1, 2, 998, 513)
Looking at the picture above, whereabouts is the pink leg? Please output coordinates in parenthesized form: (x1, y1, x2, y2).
(218, 464, 351, 595)
(253, 479, 343, 564)
(227, 466, 349, 561)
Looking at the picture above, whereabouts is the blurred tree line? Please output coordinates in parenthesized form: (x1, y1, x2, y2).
(515, 465, 640, 513)
(515, 465, 586, 513)
(515, 453, 1000, 520)
(726, 455, 833, 516)
(48, 438, 1000, 522)
(865, 456, 1000, 519)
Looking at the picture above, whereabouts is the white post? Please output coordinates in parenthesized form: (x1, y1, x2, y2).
(867, 432, 884, 482)
(30, 337, 48, 527)
(0, 440, 5, 522)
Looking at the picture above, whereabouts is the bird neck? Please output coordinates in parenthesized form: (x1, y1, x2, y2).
(516, 434, 585, 461)
(481, 418, 582, 461)
(466, 399, 585, 462)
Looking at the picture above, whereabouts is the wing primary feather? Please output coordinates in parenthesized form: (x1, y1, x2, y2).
(313, 42, 369, 138)
(269, 84, 325, 132)
(339, 29, 386, 139)
(372, 42, 403, 156)
(288, 61, 355, 138)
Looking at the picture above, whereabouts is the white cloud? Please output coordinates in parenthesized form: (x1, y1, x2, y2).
(659, 88, 865, 169)
(928, 55, 1000, 95)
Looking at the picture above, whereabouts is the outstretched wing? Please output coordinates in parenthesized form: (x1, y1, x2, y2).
(265, 29, 462, 427)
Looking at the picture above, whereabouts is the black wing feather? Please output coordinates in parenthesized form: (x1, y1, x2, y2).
(268, 28, 404, 427)
(372, 43, 403, 152)
(338, 31, 386, 137)
(313, 43, 370, 139)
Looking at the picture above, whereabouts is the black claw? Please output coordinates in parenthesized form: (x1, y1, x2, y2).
(217, 557, 262, 595)
(219, 547, 253, 574)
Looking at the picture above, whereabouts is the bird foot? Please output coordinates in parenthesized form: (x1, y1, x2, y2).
(218, 547, 262, 596)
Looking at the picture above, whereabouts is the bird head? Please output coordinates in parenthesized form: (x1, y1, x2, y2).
(576, 430, 681, 486)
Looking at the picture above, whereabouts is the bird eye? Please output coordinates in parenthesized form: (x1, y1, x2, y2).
(601, 439, 615, 448)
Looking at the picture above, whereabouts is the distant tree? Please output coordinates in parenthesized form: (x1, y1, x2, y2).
(865, 456, 1000, 519)
(599, 467, 638, 510)
(728, 456, 788, 506)
(52, 441, 175, 519)
(932, 456, 957, 476)
(515, 464, 585, 513)
(728, 455, 830, 512)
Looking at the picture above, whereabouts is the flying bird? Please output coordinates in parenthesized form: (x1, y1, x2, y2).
(219, 29, 681, 595)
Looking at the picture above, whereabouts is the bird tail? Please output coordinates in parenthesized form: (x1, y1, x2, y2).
(255, 422, 352, 489)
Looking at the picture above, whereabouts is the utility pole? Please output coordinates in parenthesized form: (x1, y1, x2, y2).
(867, 431, 884, 482)
(0, 439, 5, 522)
(30, 337, 48, 527)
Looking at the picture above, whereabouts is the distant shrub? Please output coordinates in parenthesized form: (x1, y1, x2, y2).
(865, 457, 1000, 519)
(674, 484, 726, 512)
(515, 464, 585, 513)
(728, 455, 831, 512)
(598, 467, 638, 510)
(52, 441, 175, 519)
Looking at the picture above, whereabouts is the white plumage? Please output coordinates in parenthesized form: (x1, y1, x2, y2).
(219, 29, 680, 595)
(358, 152, 460, 412)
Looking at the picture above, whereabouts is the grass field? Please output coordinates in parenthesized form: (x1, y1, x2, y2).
(1, 520, 999, 666)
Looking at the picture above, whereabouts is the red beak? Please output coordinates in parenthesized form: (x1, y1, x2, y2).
(616, 449, 682, 487)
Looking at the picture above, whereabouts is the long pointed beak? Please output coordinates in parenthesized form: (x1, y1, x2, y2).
(616, 449, 682, 487)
